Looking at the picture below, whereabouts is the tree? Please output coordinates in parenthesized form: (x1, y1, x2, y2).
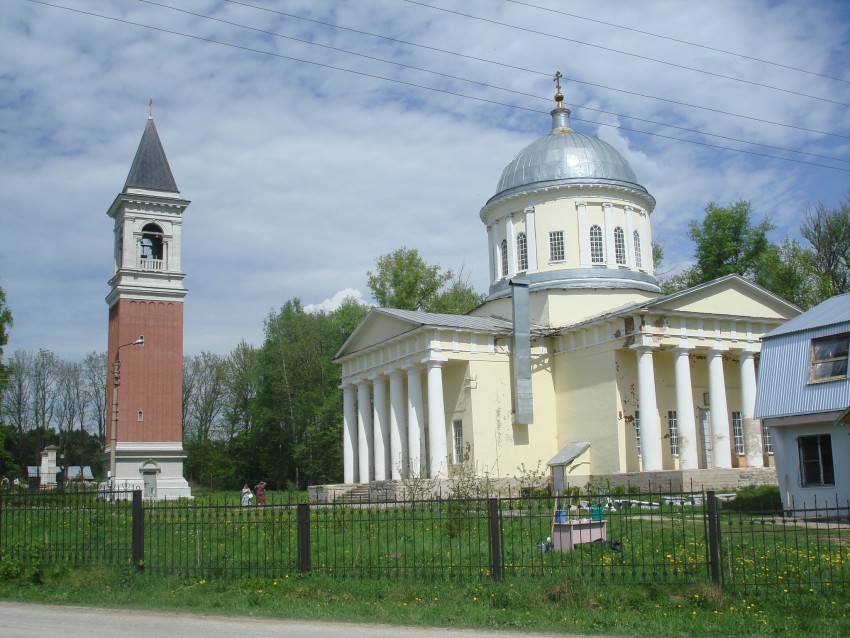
(424, 266, 485, 314)
(183, 351, 228, 445)
(801, 199, 850, 299)
(754, 239, 819, 310)
(1, 351, 31, 471)
(685, 200, 774, 287)
(366, 247, 482, 314)
(0, 286, 11, 393)
(82, 351, 108, 442)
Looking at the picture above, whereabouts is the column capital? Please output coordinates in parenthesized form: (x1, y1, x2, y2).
(629, 335, 658, 350)
(673, 344, 694, 354)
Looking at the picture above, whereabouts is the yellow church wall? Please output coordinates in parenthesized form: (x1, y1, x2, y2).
(614, 349, 640, 472)
(554, 344, 622, 476)
(459, 352, 560, 480)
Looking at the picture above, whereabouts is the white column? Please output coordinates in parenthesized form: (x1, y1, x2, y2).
(372, 376, 389, 481)
(525, 206, 538, 271)
(426, 361, 448, 478)
(406, 367, 424, 478)
(673, 348, 699, 470)
(739, 351, 764, 468)
(343, 384, 358, 484)
(577, 201, 589, 265)
(633, 344, 663, 471)
(603, 202, 616, 267)
(389, 370, 407, 480)
(486, 226, 495, 283)
(357, 381, 373, 483)
(707, 349, 732, 468)
(506, 214, 515, 277)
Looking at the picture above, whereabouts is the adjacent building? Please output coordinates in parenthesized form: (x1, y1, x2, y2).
(754, 293, 850, 514)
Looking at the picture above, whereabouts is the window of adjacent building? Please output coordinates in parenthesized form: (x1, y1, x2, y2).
(634, 410, 642, 458)
(517, 232, 528, 272)
(549, 230, 564, 262)
(500, 239, 508, 277)
(452, 420, 464, 464)
(798, 434, 835, 487)
(809, 333, 849, 383)
(614, 227, 626, 265)
(762, 423, 773, 455)
(633, 230, 642, 268)
(137, 410, 144, 422)
(732, 411, 744, 455)
(590, 225, 604, 263)
(668, 410, 678, 456)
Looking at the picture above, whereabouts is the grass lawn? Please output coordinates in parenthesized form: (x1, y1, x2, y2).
(0, 566, 848, 637)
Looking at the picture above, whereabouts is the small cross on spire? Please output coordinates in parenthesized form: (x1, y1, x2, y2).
(148, 98, 153, 119)
(553, 71, 564, 108)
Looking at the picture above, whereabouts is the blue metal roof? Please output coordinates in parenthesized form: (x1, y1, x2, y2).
(763, 293, 850, 339)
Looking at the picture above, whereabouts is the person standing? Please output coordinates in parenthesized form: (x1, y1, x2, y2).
(241, 484, 252, 506)
(254, 480, 266, 506)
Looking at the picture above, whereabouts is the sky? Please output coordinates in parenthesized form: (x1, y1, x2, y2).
(2, 0, 850, 361)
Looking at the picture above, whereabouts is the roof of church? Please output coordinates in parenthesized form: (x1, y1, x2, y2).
(490, 107, 648, 204)
(124, 117, 179, 193)
(375, 307, 514, 332)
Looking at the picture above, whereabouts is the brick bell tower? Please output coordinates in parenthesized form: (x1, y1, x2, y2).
(101, 109, 192, 499)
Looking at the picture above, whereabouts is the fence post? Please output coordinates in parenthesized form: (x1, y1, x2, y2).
(297, 503, 311, 572)
(132, 490, 144, 572)
(706, 490, 720, 586)
(487, 498, 502, 582)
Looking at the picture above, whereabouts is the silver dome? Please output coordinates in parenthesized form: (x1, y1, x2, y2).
(491, 108, 647, 202)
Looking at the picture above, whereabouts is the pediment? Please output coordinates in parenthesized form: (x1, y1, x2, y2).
(334, 310, 422, 359)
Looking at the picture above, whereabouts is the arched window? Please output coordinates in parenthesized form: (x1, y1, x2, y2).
(633, 231, 643, 268)
(140, 223, 164, 270)
(590, 225, 604, 264)
(500, 239, 508, 277)
(614, 227, 626, 265)
(516, 233, 528, 272)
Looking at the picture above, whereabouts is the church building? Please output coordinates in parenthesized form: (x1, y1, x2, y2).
(333, 84, 799, 493)
(100, 112, 192, 499)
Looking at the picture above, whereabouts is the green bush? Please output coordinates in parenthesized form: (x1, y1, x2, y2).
(724, 486, 782, 512)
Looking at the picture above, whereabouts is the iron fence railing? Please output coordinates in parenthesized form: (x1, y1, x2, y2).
(1, 487, 847, 592)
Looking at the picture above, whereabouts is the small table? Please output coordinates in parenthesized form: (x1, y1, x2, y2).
(552, 519, 607, 552)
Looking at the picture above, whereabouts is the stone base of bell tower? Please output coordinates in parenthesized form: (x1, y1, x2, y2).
(100, 442, 192, 500)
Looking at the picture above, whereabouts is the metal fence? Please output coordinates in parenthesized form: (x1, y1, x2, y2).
(1, 488, 847, 593)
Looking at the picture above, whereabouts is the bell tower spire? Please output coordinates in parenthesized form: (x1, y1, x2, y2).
(101, 108, 192, 499)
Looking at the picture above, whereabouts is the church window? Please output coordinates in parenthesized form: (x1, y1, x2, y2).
(633, 231, 642, 268)
(762, 423, 773, 455)
(452, 420, 464, 464)
(516, 233, 528, 271)
(549, 231, 564, 262)
(798, 434, 834, 487)
(808, 333, 849, 383)
(732, 412, 744, 455)
(668, 411, 678, 456)
(590, 225, 604, 263)
(500, 239, 508, 277)
(137, 410, 144, 422)
(614, 227, 626, 265)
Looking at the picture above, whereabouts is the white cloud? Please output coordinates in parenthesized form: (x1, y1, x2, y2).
(1, 0, 849, 360)
(304, 288, 369, 314)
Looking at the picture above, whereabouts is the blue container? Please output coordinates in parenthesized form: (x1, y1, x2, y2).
(589, 505, 604, 521)
(554, 510, 567, 523)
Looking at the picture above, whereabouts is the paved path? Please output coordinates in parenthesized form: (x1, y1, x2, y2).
(0, 602, 614, 638)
